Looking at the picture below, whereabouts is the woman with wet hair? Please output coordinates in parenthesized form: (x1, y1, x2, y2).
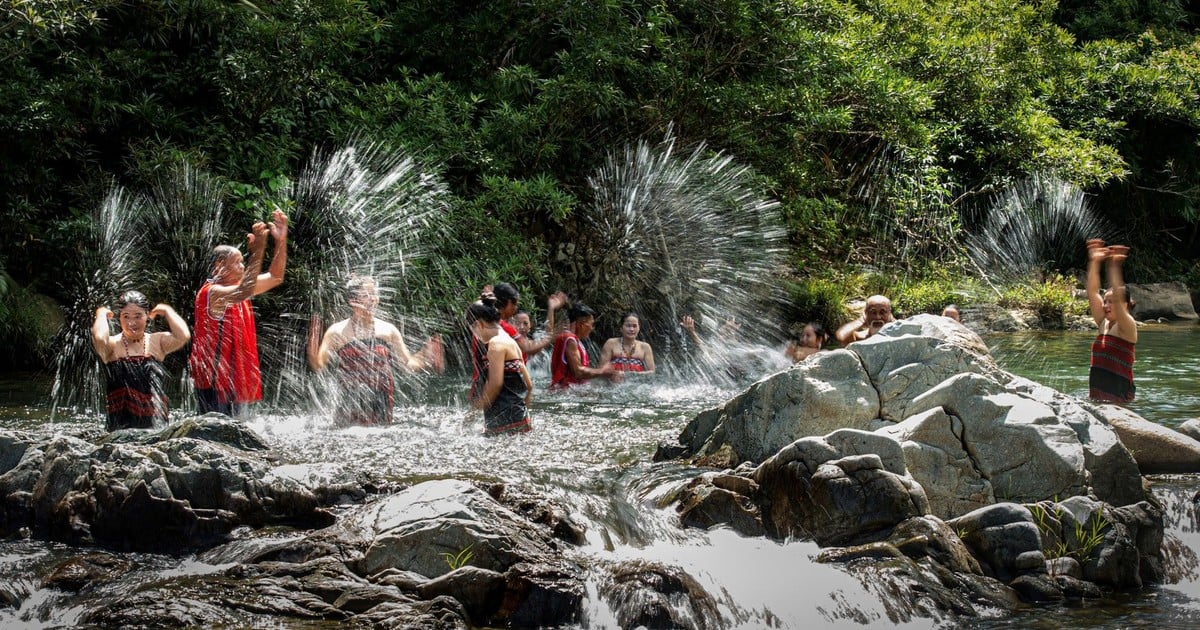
(91, 290, 190, 431)
(1086, 239, 1138, 403)
(307, 276, 444, 426)
(599, 312, 656, 374)
(550, 303, 619, 389)
(467, 293, 532, 435)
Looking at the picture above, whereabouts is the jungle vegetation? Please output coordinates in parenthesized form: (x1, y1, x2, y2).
(2, 0, 1198, 366)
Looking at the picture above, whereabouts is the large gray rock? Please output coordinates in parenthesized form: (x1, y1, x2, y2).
(752, 431, 929, 545)
(1090, 404, 1200, 474)
(901, 373, 1090, 504)
(1025, 496, 1164, 589)
(947, 503, 1045, 583)
(683, 349, 880, 463)
(675, 322, 1149, 520)
(329, 479, 565, 579)
(854, 315, 1006, 422)
(1007, 376, 1147, 507)
(877, 406, 995, 519)
(1127, 281, 1198, 321)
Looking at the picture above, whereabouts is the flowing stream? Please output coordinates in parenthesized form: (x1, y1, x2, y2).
(2, 327, 1199, 628)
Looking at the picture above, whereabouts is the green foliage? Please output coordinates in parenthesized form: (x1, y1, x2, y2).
(0, 271, 60, 368)
(894, 272, 975, 318)
(998, 273, 1086, 322)
(0, 0, 1198, 330)
(784, 276, 851, 333)
(1029, 501, 1111, 568)
(441, 544, 474, 571)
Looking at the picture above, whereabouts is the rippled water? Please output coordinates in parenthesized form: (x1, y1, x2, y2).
(2, 327, 1200, 627)
(988, 324, 1200, 428)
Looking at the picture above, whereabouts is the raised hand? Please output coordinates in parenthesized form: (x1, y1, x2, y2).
(269, 208, 289, 241)
(248, 221, 269, 253)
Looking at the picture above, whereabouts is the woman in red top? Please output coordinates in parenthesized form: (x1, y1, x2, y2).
(189, 209, 287, 417)
(550, 303, 618, 389)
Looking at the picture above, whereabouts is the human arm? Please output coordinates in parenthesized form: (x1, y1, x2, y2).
(1106, 246, 1138, 343)
(473, 340, 511, 410)
(420, 333, 445, 374)
(598, 338, 617, 367)
(90, 306, 115, 363)
(642, 342, 656, 374)
(680, 315, 701, 345)
(208, 222, 268, 316)
(253, 208, 288, 296)
(521, 361, 533, 408)
(834, 316, 866, 346)
(1086, 239, 1107, 328)
(307, 316, 331, 371)
(566, 337, 618, 382)
(150, 304, 190, 358)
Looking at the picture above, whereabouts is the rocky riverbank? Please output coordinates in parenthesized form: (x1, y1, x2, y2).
(658, 314, 1200, 619)
(1, 315, 1198, 627)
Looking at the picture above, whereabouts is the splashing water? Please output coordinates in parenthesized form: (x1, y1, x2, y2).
(964, 174, 1112, 285)
(50, 167, 226, 420)
(565, 129, 788, 377)
(261, 142, 452, 412)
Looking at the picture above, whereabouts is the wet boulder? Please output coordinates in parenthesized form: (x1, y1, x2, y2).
(1031, 496, 1165, 589)
(751, 431, 928, 545)
(1126, 281, 1198, 321)
(947, 503, 1045, 583)
(596, 560, 723, 630)
(853, 315, 1005, 422)
(680, 349, 880, 463)
(1090, 404, 1200, 474)
(0, 417, 366, 552)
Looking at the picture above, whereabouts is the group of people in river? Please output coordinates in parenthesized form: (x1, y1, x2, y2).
(88, 211, 1140, 434)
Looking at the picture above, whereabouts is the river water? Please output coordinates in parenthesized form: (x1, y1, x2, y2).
(1, 326, 1199, 628)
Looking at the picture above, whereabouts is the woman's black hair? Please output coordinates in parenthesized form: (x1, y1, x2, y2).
(568, 303, 596, 322)
(115, 290, 151, 312)
(621, 312, 640, 324)
(805, 321, 828, 342)
(1107, 286, 1135, 307)
(467, 292, 501, 324)
(493, 282, 520, 308)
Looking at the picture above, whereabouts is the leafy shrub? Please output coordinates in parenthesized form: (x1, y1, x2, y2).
(998, 273, 1085, 322)
(784, 276, 851, 334)
(894, 275, 967, 318)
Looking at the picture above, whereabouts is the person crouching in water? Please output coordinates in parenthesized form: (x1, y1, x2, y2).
(308, 276, 444, 426)
(468, 294, 533, 435)
(91, 291, 191, 431)
(1086, 239, 1137, 403)
(550, 303, 619, 389)
(599, 312, 656, 375)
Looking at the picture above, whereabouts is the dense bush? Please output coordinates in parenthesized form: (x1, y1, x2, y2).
(2, 0, 1199, 354)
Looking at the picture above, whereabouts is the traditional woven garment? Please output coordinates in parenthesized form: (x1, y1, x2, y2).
(104, 355, 167, 430)
(1089, 334, 1136, 403)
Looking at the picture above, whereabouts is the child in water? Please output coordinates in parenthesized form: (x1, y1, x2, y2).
(785, 321, 828, 362)
(1086, 239, 1137, 403)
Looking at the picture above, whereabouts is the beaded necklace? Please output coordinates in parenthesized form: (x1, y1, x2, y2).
(121, 333, 148, 359)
